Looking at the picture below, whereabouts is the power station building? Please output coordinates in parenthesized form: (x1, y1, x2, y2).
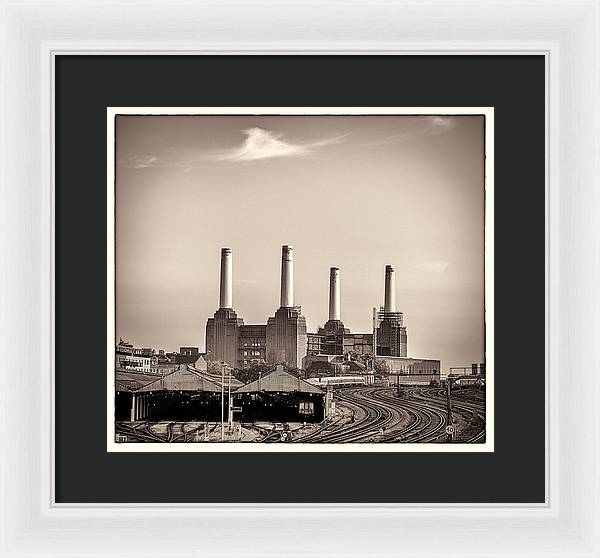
(205, 246, 415, 371)
(205, 246, 307, 369)
(305, 264, 408, 359)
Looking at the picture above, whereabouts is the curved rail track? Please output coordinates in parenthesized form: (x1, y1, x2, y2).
(296, 385, 485, 444)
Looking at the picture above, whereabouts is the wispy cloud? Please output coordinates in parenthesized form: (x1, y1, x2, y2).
(209, 127, 346, 162)
(416, 261, 449, 274)
(368, 116, 455, 146)
(130, 155, 158, 169)
(120, 127, 346, 170)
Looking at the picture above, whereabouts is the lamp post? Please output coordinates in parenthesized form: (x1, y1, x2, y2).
(446, 379, 453, 442)
(221, 362, 226, 441)
(372, 307, 378, 361)
(227, 365, 232, 432)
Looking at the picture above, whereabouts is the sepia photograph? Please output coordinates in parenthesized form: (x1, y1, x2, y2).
(107, 107, 493, 451)
(5, 0, 594, 550)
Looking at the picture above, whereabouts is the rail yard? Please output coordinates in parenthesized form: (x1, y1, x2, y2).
(115, 383, 485, 444)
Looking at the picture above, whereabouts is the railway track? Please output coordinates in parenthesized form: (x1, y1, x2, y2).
(301, 385, 485, 444)
(409, 387, 486, 443)
(372, 389, 447, 443)
(115, 422, 166, 443)
(290, 412, 349, 443)
(115, 385, 486, 444)
(297, 387, 407, 443)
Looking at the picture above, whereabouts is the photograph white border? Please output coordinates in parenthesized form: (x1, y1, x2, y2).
(106, 106, 494, 453)
(1, 0, 598, 556)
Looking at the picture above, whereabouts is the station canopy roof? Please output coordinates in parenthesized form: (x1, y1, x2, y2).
(189, 365, 244, 390)
(115, 369, 163, 392)
(116, 365, 222, 393)
(235, 365, 324, 395)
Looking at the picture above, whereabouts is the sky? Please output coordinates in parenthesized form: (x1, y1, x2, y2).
(115, 114, 485, 373)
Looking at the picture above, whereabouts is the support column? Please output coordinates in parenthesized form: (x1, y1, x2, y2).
(328, 267, 341, 321)
(130, 394, 136, 422)
(280, 245, 294, 308)
(219, 248, 233, 309)
(384, 264, 396, 312)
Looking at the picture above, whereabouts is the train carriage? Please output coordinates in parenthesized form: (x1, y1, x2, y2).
(306, 376, 369, 388)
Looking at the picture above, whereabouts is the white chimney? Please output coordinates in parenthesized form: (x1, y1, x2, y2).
(384, 264, 396, 312)
(328, 267, 341, 321)
(280, 245, 294, 307)
(219, 248, 233, 309)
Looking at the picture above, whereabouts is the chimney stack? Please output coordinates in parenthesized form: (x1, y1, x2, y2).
(219, 248, 233, 309)
(280, 245, 294, 307)
(384, 264, 396, 312)
(328, 267, 341, 321)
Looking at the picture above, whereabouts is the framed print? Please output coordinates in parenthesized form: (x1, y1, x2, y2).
(2, 1, 599, 557)
(107, 106, 494, 454)
(56, 55, 541, 505)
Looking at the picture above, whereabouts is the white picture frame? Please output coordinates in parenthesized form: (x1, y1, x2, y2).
(1, 1, 598, 557)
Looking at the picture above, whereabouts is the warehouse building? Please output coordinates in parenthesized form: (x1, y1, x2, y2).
(233, 364, 326, 423)
(115, 364, 227, 422)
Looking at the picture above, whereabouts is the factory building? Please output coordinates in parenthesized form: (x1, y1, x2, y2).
(205, 247, 425, 376)
(305, 265, 407, 360)
(205, 246, 307, 369)
(238, 324, 267, 367)
(372, 265, 408, 357)
(265, 246, 307, 368)
(204, 248, 245, 367)
(306, 267, 374, 357)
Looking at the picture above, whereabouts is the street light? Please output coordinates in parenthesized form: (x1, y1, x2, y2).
(445, 374, 465, 442)
(220, 362, 226, 441)
(446, 379, 453, 442)
(220, 362, 234, 441)
(227, 365, 232, 432)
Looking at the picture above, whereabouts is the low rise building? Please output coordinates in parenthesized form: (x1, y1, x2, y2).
(115, 339, 156, 373)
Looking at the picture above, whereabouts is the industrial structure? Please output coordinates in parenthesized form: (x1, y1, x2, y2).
(373, 265, 408, 356)
(205, 246, 307, 369)
(305, 265, 407, 358)
(204, 245, 437, 381)
(113, 249, 480, 435)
